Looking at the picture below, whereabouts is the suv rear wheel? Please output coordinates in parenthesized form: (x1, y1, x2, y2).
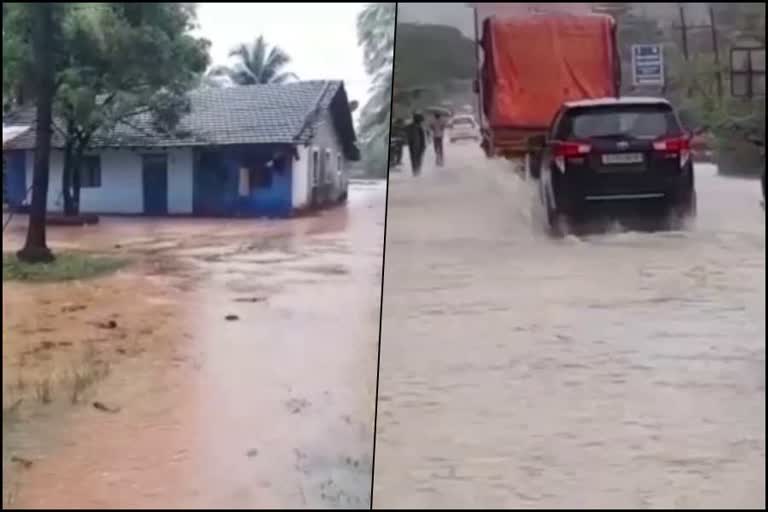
(666, 167, 696, 227)
(541, 175, 572, 237)
(665, 185, 696, 229)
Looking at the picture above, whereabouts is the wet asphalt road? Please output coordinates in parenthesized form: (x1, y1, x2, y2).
(373, 144, 765, 508)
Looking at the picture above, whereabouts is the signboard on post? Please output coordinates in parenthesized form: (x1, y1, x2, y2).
(632, 44, 665, 87)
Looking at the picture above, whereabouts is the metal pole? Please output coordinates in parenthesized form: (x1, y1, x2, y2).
(679, 4, 689, 61)
(678, 4, 692, 98)
(747, 48, 754, 99)
(473, 7, 483, 121)
(709, 7, 724, 98)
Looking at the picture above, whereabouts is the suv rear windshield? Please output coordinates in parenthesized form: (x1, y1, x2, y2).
(451, 117, 475, 127)
(556, 104, 683, 140)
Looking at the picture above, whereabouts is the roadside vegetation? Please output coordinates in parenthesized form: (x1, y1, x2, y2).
(356, 3, 395, 179)
(2, 342, 112, 509)
(3, 252, 127, 282)
(603, 2, 765, 176)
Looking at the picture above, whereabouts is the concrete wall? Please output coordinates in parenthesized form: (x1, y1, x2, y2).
(291, 107, 350, 209)
(306, 108, 348, 202)
(193, 145, 293, 217)
(24, 147, 194, 214)
(293, 145, 311, 209)
(313, 108, 346, 173)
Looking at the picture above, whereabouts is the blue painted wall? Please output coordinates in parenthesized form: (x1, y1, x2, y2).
(3, 150, 27, 206)
(193, 145, 293, 218)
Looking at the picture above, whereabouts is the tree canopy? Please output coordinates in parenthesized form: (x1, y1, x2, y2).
(3, 2, 211, 250)
(4, 3, 211, 215)
(356, 3, 395, 176)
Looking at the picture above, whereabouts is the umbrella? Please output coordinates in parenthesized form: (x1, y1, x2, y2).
(425, 105, 452, 116)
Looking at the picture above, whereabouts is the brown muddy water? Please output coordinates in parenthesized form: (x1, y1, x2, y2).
(375, 146, 765, 508)
(2, 181, 385, 509)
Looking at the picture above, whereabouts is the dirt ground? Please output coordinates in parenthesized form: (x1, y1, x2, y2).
(2, 181, 385, 509)
(374, 146, 765, 508)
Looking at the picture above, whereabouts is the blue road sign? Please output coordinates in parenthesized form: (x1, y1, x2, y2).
(632, 44, 664, 87)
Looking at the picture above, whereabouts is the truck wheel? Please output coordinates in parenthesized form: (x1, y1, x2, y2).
(529, 152, 542, 180)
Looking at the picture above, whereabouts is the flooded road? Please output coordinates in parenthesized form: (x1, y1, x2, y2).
(3, 181, 385, 509)
(374, 146, 765, 508)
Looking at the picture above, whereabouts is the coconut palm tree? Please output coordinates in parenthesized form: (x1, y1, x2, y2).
(207, 36, 298, 86)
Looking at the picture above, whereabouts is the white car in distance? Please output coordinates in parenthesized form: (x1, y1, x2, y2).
(448, 114, 480, 143)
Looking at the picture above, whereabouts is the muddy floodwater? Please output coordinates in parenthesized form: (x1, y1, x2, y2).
(3, 181, 385, 509)
(374, 146, 765, 508)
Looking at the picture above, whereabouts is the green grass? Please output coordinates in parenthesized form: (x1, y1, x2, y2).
(3, 252, 128, 282)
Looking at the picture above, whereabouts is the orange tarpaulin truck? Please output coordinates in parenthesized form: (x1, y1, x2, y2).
(474, 12, 621, 160)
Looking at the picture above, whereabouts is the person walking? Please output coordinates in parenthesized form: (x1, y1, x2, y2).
(390, 118, 406, 167)
(430, 112, 448, 167)
(406, 113, 427, 176)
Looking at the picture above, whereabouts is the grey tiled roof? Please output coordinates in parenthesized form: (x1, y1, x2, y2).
(3, 80, 355, 150)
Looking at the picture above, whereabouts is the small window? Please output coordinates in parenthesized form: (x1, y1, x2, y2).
(337, 154, 342, 172)
(311, 149, 320, 186)
(324, 150, 332, 183)
(81, 155, 101, 188)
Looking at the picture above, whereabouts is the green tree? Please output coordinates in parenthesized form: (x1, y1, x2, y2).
(54, 3, 210, 215)
(4, 3, 66, 262)
(356, 3, 395, 174)
(207, 36, 298, 85)
(4, 3, 211, 246)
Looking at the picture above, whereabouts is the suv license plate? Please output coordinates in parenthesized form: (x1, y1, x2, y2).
(602, 153, 644, 164)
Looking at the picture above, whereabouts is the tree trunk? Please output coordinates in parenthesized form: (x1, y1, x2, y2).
(17, 3, 55, 263)
(72, 141, 86, 215)
(62, 140, 75, 215)
(72, 159, 82, 215)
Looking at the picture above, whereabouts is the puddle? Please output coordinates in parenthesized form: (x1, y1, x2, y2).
(3, 182, 386, 508)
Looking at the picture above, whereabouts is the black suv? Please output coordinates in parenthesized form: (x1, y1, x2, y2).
(531, 97, 696, 233)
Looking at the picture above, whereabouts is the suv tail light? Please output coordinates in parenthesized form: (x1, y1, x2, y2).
(554, 141, 592, 157)
(654, 136, 691, 166)
(553, 141, 591, 172)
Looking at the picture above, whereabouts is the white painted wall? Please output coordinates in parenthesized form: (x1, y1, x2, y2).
(307, 108, 350, 199)
(25, 147, 195, 215)
(292, 145, 311, 209)
(82, 150, 143, 213)
(167, 148, 193, 214)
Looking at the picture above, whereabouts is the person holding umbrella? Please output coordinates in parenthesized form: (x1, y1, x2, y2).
(430, 111, 449, 167)
(406, 112, 427, 176)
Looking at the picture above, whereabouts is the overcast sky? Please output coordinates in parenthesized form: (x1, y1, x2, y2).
(397, 3, 714, 36)
(194, 3, 373, 110)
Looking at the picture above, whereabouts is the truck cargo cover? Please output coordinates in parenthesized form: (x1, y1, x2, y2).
(481, 14, 618, 129)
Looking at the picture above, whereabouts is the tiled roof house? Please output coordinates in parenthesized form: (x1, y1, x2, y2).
(3, 80, 359, 217)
